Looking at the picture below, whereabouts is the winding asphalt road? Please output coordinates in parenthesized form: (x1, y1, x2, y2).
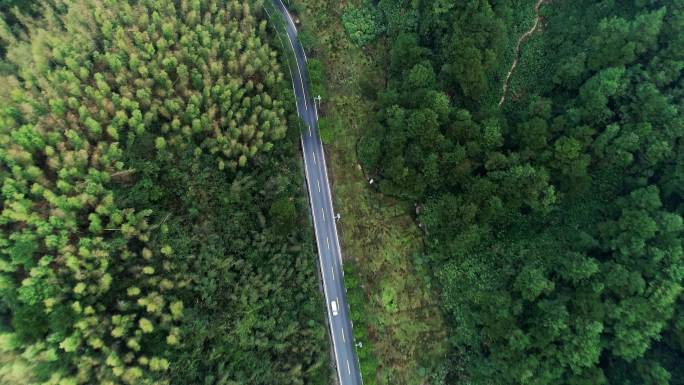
(268, 1, 362, 384)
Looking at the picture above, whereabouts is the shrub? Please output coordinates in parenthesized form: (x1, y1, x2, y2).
(342, 3, 385, 46)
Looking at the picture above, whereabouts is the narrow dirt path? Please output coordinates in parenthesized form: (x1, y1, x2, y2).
(498, 0, 549, 108)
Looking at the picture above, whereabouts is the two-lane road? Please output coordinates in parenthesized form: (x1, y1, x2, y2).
(269, 1, 362, 384)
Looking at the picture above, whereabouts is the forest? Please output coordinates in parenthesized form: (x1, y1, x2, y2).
(0, 1, 329, 384)
(351, 0, 684, 384)
(3, 0, 684, 384)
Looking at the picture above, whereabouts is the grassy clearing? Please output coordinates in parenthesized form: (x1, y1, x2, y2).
(289, 1, 448, 383)
(328, 90, 448, 385)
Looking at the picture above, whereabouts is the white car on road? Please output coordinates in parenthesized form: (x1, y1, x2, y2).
(330, 300, 338, 316)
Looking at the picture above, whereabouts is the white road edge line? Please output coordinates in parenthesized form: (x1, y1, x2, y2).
(263, 7, 299, 118)
(299, 134, 342, 384)
(278, 3, 355, 384)
(278, 0, 298, 31)
(284, 32, 308, 111)
(317, 122, 346, 279)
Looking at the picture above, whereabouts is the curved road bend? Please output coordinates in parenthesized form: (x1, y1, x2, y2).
(270, 1, 362, 384)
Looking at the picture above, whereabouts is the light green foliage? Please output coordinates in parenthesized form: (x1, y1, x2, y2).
(0, 1, 327, 384)
(0, 351, 34, 384)
(138, 318, 154, 334)
(0, 0, 37, 64)
(154, 137, 166, 151)
(317, 116, 342, 144)
(342, 2, 385, 46)
(344, 264, 378, 385)
(307, 58, 327, 99)
(169, 301, 183, 319)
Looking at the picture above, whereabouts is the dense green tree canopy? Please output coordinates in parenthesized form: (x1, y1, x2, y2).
(342, 1, 385, 46)
(0, 1, 327, 384)
(358, 0, 684, 384)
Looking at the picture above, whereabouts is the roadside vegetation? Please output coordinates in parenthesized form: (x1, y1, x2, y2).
(0, 1, 329, 384)
(290, 1, 449, 384)
(350, 0, 684, 384)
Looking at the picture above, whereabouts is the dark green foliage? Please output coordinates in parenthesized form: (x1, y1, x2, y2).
(377, 0, 417, 36)
(119, 136, 327, 385)
(359, 0, 684, 384)
(270, 196, 298, 234)
(298, 29, 321, 56)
